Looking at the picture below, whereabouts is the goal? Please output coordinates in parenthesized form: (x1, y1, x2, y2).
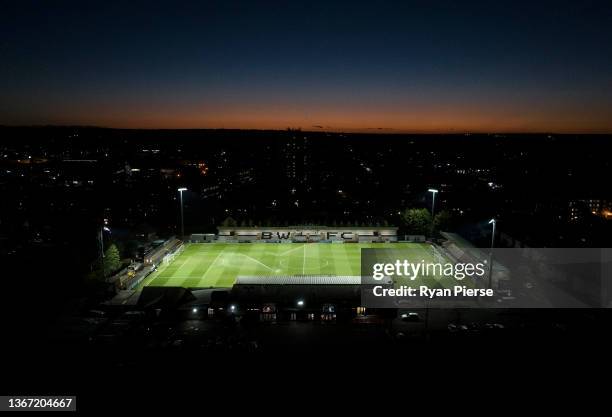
(163, 243, 185, 265)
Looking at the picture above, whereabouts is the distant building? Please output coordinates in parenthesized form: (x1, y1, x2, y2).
(569, 199, 612, 221)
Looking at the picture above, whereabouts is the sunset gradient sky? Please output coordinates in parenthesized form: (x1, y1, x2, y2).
(1, 0, 611, 132)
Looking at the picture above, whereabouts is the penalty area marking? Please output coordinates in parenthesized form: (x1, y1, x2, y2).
(217, 252, 275, 271)
(237, 253, 275, 271)
(262, 244, 306, 258)
(199, 249, 226, 282)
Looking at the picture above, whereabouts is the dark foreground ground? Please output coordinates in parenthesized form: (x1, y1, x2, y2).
(4, 305, 610, 414)
(2, 242, 611, 412)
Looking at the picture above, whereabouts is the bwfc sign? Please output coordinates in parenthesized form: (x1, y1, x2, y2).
(260, 231, 355, 240)
(217, 226, 399, 242)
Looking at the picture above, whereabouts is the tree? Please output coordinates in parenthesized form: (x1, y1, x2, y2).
(103, 244, 121, 277)
(433, 210, 454, 233)
(401, 208, 432, 235)
(221, 216, 237, 227)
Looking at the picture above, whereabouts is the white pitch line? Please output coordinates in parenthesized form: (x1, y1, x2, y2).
(262, 244, 305, 257)
(302, 244, 306, 275)
(239, 253, 274, 271)
(278, 244, 306, 256)
(200, 250, 225, 281)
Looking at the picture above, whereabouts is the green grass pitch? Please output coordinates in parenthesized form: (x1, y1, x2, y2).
(143, 242, 436, 288)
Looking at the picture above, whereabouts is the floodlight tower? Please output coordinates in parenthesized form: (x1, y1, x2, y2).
(99, 221, 111, 278)
(428, 188, 439, 218)
(178, 187, 187, 238)
(428, 188, 439, 237)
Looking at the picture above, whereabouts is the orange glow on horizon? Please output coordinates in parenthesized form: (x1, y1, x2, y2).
(12, 100, 612, 133)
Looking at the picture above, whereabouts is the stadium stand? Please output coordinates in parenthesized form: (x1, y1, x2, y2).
(144, 237, 183, 266)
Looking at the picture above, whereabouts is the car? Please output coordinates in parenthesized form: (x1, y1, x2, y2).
(448, 323, 469, 333)
(86, 309, 106, 318)
(400, 312, 421, 322)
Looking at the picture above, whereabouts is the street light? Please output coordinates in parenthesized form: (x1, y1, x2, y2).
(489, 218, 496, 248)
(99, 224, 111, 278)
(488, 218, 496, 289)
(428, 189, 439, 237)
(178, 187, 187, 238)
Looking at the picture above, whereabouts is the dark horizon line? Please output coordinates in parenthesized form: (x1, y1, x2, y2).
(2, 124, 612, 136)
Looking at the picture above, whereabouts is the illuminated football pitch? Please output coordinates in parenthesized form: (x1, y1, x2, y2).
(144, 242, 434, 288)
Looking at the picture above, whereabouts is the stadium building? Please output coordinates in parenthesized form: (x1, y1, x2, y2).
(119, 225, 435, 323)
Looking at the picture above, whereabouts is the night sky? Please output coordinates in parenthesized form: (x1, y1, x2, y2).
(1, 0, 611, 132)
